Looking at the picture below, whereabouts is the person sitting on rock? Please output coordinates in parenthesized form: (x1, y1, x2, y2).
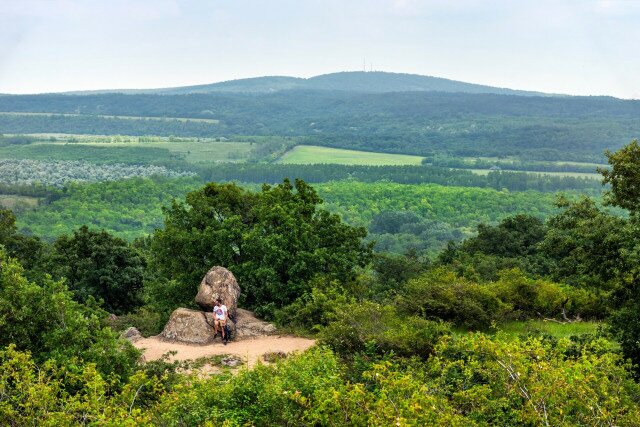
(213, 298, 229, 344)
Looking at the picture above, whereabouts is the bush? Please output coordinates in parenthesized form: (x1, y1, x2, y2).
(152, 347, 341, 426)
(110, 306, 164, 337)
(50, 226, 146, 314)
(493, 268, 604, 319)
(397, 268, 509, 330)
(274, 277, 351, 332)
(319, 301, 450, 359)
(0, 249, 140, 381)
(148, 334, 640, 426)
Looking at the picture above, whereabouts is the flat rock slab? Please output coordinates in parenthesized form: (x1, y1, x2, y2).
(235, 308, 277, 337)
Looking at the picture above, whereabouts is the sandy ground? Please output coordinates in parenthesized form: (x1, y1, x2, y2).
(134, 335, 316, 369)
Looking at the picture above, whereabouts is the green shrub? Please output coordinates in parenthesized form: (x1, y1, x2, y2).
(425, 333, 640, 426)
(275, 277, 351, 332)
(152, 347, 340, 426)
(50, 226, 146, 314)
(319, 301, 450, 359)
(493, 268, 604, 319)
(397, 268, 509, 330)
(0, 249, 140, 381)
(110, 306, 164, 337)
(0, 345, 162, 425)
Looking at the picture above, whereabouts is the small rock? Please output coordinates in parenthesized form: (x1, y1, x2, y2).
(220, 356, 242, 368)
(122, 327, 142, 342)
(263, 351, 287, 363)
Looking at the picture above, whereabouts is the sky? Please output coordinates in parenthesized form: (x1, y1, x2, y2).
(0, 0, 639, 98)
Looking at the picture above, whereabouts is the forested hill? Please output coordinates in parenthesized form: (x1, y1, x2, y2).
(61, 72, 549, 96)
(3, 91, 638, 121)
(1, 90, 639, 161)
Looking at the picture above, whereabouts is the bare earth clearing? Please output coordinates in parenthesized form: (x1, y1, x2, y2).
(134, 335, 316, 369)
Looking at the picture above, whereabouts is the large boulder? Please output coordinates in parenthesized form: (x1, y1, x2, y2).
(195, 266, 241, 318)
(160, 308, 216, 344)
(158, 307, 276, 344)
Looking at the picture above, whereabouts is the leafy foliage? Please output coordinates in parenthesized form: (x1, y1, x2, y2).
(397, 268, 508, 330)
(151, 179, 372, 314)
(274, 277, 352, 332)
(540, 196, 628, 289)
(50, 226, 146, 314)
(601, 139, 640, 212)
(0, 208, 46, 274)
(319, 301, 450, 359)
(462, 214, 546, 258)
(0, 250, 139, 379)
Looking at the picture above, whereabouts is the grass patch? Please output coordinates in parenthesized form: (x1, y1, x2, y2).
(498, 320, 602, 339)
(278, 145, 424, 166)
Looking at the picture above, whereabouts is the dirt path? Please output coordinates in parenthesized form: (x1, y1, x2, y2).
(134, 335, 316, 368)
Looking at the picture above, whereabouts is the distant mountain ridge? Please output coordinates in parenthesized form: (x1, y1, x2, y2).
(62, 71, 552, 97)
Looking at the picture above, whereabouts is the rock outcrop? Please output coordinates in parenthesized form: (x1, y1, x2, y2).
(160, 308, 216, 344)
(158, 266, 277, 345)
(158, 307, 276, 344)
(195, 266, 241, 318)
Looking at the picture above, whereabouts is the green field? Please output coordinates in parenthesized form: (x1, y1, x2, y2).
(278, 145, 425, 165)
(465, 168, 601, 179)
(62, 140, 253, 164)
(462, 156, 607, 168)
(0, 140, 253, 165)
(0, 195, 39, 211)
(0, 111, 219, 123)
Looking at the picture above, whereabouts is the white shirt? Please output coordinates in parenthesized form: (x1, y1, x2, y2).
(213, 304, 228, 320)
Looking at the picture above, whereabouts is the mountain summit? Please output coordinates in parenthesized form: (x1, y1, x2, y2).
(65, 72, 550, 96)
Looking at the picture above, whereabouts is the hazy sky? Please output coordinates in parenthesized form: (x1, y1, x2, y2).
(1, 0, 639, 98)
